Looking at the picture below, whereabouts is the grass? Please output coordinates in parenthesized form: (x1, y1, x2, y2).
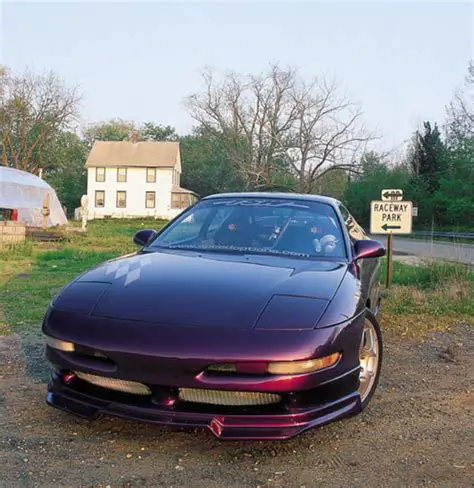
(382, 259, 474, 289)
(67, 218, 169, 254)
(0, 218, 167, 333)
(380, 258, 473, 337)
(1, 250, 117, 331)
(0, 219, 472, 339)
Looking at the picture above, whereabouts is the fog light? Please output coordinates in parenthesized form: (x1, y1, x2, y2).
(45, 336, 75, 352)
(267, 352, 341, 375)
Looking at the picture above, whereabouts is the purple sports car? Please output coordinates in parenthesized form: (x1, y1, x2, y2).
(43, 193, 385, 440)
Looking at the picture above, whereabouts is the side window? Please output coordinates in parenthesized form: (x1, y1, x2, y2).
(339, 204, 350, 225)
(339, 204, 366, 243)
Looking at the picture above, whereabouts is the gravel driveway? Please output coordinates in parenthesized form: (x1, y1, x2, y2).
(1, 325, 473, 488)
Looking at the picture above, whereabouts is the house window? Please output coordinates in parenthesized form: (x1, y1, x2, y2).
(145, 191, 156, 209)
(95, 190, 105, 207)
(171, 192, 193, 209)
(116, 191, 127, 208)
(146, 168, 156, 183)
(96, 167, 106, 182)
(117, 167, 127, 182)
(173, 170, 180, 186)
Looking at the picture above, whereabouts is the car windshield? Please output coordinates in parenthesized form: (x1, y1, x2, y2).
(149, 197, 347, 259)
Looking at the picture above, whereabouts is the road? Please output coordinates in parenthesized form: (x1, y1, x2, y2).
(1, 324, 473, 487)
(370, 235, 474, 265)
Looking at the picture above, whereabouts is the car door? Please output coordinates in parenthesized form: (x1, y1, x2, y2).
(338, 204, 381, 314)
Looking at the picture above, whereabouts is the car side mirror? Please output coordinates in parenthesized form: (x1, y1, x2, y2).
(353, 239, 385, 261)
(133, 229, 157, 247)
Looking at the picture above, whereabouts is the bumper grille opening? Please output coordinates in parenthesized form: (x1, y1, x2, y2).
(74, 371, 151, 396)
(178, 388, 281, 406)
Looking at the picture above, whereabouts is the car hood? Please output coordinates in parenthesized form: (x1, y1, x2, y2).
(58, 250, 349, 330)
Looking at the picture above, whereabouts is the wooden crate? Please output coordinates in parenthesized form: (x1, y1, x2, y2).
(0, 221, 26, 245)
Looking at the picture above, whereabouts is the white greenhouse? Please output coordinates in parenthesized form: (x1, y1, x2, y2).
(0, 167, 67, 227)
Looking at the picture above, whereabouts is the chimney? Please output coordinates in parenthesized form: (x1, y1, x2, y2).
(130, 130, 140, 144)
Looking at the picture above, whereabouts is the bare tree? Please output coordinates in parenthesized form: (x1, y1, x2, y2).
(0, 66, 80, 174)
(446, 61, 474, 145)
(186, 64, 372, 192)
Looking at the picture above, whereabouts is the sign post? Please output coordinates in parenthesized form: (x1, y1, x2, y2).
(371, 190, 413, 287)
(385, 233, 393, 288)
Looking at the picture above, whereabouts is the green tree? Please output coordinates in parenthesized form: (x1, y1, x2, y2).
(43, 131, 88, 215)
(82, 119, 135, 147)
(180, 126, 245, 196)
(344, 151, 410, 227)
(406, 121, 447, 225)
(313, 168, 348, 200)
(433, 139, 474, 228)
(409, 121, 445, 194)
(140, 122, 178, 141)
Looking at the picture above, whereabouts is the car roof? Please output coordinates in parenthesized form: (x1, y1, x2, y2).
(201, 192, 341, 207)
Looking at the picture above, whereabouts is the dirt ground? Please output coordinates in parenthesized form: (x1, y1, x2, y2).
(0, 325, 473, 488)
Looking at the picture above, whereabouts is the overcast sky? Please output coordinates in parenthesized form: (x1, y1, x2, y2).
(2, 1, 473, 153)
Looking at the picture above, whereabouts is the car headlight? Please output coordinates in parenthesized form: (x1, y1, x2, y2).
(267, 353, 340, 374)
(207, 352, 341, 375)
(45, 336, 75, 352)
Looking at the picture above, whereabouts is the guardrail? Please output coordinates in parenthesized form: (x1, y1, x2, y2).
(366, 230, 474, 240)
(409, 231, 474, 240)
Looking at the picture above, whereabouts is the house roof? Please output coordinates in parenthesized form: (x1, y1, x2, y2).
(85, 141, 180, 168)
(172, 185, 199, 196)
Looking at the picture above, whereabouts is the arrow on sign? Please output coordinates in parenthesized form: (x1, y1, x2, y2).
(383, 191, 402, 199)
(382, 223, 401, 231)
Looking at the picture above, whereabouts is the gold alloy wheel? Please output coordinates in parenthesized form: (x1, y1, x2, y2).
(358, 317, 380, 403)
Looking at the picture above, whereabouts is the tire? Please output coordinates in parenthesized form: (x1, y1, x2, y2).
(358, 309, 383, 409)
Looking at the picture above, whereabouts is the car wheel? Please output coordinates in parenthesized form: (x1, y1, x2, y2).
(358, 310, 383, 409)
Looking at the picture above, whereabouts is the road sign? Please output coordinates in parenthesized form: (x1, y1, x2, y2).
(370, 200, 413, 234)
(412, 207, 418, 217)
(381, 189, 403, 201)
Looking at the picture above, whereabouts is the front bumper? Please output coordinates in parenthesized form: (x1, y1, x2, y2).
(46, 368, 361, 440)
(43, 307, 366, 440)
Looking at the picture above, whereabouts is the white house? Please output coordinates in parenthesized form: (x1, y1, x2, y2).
(85, 139, 198, 220)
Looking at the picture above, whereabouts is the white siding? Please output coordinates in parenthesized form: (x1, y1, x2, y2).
(86, 167, 182, 220)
